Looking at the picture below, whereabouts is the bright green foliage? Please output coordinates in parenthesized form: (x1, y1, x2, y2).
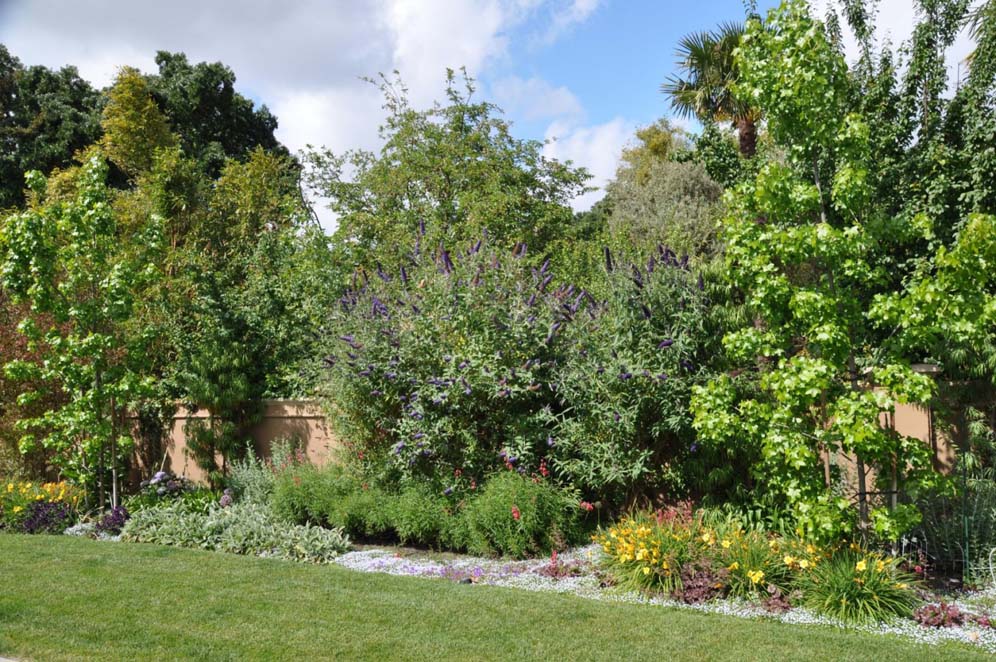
(304, 70, 591, 271)
(691, 1, 940, 542)
(100, 67, 177, 178)
(0, 155, 161, 502)
(460, 471, 581, 558)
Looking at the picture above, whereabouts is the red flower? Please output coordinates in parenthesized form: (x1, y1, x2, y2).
(454, 468, 462, 477)
(539, 459, 550, 477)
(579, 500, 594, 512)
(470, 479, 477, 490)
(511, 505, 521, 521)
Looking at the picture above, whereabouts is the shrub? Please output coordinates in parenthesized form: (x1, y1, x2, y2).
(227, 444, 277, 505)
(125, 471, 216, 514)
(794, 550, 920, 623)
(272, 464, 394, 538)
(677, 561, 729, 604)
(316, 236, 722, 506)
(460, 472, 581, 558)
(392, 485, 452, 547)
(121, 501, 350, 563)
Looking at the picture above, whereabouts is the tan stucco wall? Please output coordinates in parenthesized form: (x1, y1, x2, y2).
(150, 400, 340, 484)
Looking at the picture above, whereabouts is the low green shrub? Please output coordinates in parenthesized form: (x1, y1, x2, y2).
(272, 464, 394, 538)
(390, 485, 452, 547)
(121, 501, 350, 563)
(461, 472, 581, 558)
(794, 550, 919, 623)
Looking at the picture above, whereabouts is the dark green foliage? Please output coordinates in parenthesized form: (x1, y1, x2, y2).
(0, 45, 102, 209)
(148, 51, 287, 176)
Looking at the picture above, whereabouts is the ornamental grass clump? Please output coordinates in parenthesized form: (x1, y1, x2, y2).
(795, 549, 920, 623)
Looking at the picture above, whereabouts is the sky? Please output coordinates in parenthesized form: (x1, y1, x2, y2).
(0, 0, 979, 229)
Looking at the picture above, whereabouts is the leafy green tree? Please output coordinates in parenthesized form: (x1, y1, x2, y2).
(0, 45, 102, 209)
(149, 51, 287, 176)
(662, 22, 760, 156)
(305, 70, 591, 271)
(690, 1, 941, 542)
(101, 67, 177, 178)
(0, 155, 161, 506)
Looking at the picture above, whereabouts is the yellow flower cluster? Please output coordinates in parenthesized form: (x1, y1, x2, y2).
(1, 480, 80, 522)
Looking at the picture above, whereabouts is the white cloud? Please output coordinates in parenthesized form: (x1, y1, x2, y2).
(541, 0, 603, 44)
(491, 75, 583, 120)
(542, 116, 633, 211)
(0, 0, 610, 227)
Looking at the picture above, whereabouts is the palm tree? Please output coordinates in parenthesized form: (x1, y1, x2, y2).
(661, 22, 759, 157)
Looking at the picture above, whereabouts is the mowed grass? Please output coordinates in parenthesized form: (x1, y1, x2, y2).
(0, 535, 987, 661)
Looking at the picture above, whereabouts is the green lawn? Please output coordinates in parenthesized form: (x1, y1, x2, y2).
(0, 535, 986, 661)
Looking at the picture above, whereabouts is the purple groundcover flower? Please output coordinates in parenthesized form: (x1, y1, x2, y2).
(22, 501, 71, 534)
(658, 339, 674, 349)
(96, 505, 130, 534)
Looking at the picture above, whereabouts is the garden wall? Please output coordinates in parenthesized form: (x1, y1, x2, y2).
(132, 400, 341, 484)
(135, 399, 954, 486)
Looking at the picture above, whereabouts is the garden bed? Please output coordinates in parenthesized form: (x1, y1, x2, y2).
(331, 542, 996, 654)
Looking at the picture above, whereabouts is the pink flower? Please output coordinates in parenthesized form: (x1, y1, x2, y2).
(511, 505, 521, 521)
(579, 501, 594, 512)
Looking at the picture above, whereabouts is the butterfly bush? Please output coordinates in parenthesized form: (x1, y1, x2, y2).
(317, 233, 720, 505)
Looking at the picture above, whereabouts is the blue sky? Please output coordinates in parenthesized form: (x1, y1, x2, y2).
(0, 0, 971, 223)
(487, 1, 774, 137)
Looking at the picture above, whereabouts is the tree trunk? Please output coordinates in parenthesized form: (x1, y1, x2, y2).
(736, 117, 757, 158)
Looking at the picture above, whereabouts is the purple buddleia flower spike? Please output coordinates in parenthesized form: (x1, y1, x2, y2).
(400, 265, 408, 284)
(419, 218, 426, 236)
(540, 258, 550, 275)
(658, 339, 674, 349)
(603, 246, 613, 272)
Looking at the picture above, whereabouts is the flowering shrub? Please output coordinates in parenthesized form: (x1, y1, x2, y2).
(126, 471, 215, 513)
(316, 235, 721, 504)
(1, 480, 80, 532)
